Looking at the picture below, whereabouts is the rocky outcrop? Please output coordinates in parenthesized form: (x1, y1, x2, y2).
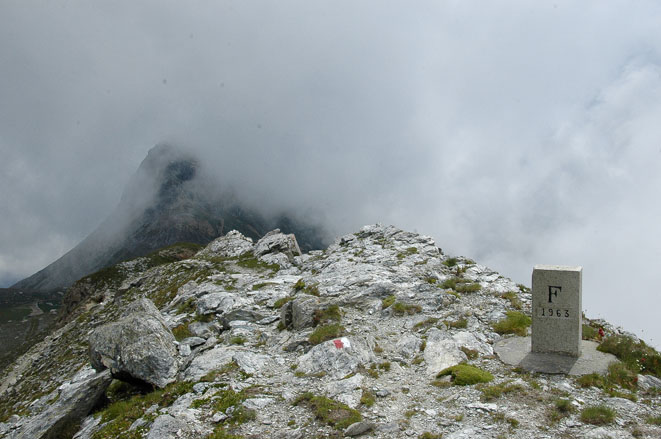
(3, 224, 661, 439)
(7, 367, 111, 439)
(88, 298, 178, 388)
(254, 229, 302, 261)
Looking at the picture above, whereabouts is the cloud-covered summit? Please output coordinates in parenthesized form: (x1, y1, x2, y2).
(1, 1, 661, 343)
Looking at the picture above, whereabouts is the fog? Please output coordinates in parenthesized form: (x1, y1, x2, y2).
(1, 1, 660, 345)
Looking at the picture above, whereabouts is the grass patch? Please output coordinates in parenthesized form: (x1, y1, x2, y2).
(479, 382, 524, 401)
(273, 296, 292, 309)
(445, 318, 467, 329)
(172, 323, 193, 341)
(313, 305, 342, 326)
(440, 277, 480, 293)
(381, 295, 396, 309)
(582, 324, 599, 340)
(309, 324, 345, 345)
(236, 251, 280, 272)
(293, 279, 320, 296)
(647, 415, 661, 425)
(200, 361, 240, 382)
(437, 364, 494, 386)
(397, 247, 418, 259)
(597, 335, 661, 377)
(492, 311, 531, 336)
(391, 302, 422, 316)
(460, 347, 479, 360)
(580, 405, 616, 425)
(548, 398, 575, 423)
(229, 336, 246, 345)
(501, 292, 523, 310)
(443, 257, 458, 267)
(293, 393, 362, 430)
(360, 389, 375, 407)
(419, 433, 443, 439)
(413, 317, 439, 331)
(91, 381, 194, 439)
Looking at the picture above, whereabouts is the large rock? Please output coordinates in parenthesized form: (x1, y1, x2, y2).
(254, 229, 302, 260)
(146, 414, 193, 439)
(198, 230, 254, 258)
(280, 296, 321, 330)
(88, 298, 179, 388)
(8, 367, 111, 439)
(296, 337, 374, 379)
(424, 328, 467, 377)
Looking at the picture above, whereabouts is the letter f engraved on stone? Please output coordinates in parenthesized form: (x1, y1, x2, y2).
(548, 286, 561, 303)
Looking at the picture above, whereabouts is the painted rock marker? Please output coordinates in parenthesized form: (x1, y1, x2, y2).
(531, 265, 582, 357)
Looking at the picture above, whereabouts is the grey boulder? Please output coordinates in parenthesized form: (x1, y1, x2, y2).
(9, 368, 111, 439)
(254, 229, 302, 260)
(89, 298, 179, 388)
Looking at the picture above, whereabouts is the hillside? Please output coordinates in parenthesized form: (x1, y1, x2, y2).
(1, 224, 659, 439)
(11, 144, 326, 294)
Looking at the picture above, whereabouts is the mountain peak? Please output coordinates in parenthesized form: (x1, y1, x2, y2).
(11, 145, 325, 294)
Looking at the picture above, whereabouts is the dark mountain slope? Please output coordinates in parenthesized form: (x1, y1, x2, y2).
(11, 144, 326, 294)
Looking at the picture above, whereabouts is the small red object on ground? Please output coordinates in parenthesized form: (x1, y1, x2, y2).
(333, 339, 344, 349)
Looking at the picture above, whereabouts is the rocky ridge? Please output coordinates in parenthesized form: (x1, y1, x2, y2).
(1, 224, 660, 439)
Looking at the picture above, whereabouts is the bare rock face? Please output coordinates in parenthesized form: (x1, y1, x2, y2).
(296, 337, 375, 379)
(88, 298, 178, 388)
(280, 296, 321, 330)
(254, 229, 302, 260)
(8, 367, 111, 439)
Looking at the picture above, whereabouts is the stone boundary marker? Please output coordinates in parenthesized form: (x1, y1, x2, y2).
(495, 264, 618, 375)
(532, 265, 582, 357)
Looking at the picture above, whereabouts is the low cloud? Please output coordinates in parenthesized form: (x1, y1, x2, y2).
(1, 1, 660, 344)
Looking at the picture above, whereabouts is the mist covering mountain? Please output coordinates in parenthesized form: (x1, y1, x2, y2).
(11, 144, 327, 294)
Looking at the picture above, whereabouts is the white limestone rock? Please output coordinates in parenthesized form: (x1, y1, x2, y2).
(424, 328, 467, 378)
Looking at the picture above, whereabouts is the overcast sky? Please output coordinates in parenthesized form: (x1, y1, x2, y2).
(1, 1, 660, 345)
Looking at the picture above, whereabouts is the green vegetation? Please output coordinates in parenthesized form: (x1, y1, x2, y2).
(251, 282, 276, 290)
(418, 432, 443, 439)
(492, 311, 531, 336)
(459, 347, 479, 360)
(381, 295, 396, 309)
(144, 242, 203, 266)
(597, 335, 661, 377)
(273, 296, 292, 309)
(582, 324, 599, 340)
(200, 361, 240, 382)
(445, 318, 468, 329)
(580, 405, 616, 425)
(91, 381, 194, 439)
(443, 257, 458, 267)
(313, 305, 342, 326)
(229, 336, 246, 345)
(576, 363, 638, 399)
(413, 317, 439, 331)
(309, 324, 345, 345)
(293, 393, 362, 430)
(0, 306, 31, 324)
(501, 291, 523, 310)
(647, 415, 661, 425)
(440, 277, 480, 293)
(235, 251, 280, 272)
(397, 247, 419, 259)
(548, 398, 575, 423)
(391, 301, 422, 316)
(437, 364, 494, 386)
(293, 279, 320, 296)
(479, 381, 524, 401)
(171, 323, 193, 341)
(360, 389, 375, 407)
